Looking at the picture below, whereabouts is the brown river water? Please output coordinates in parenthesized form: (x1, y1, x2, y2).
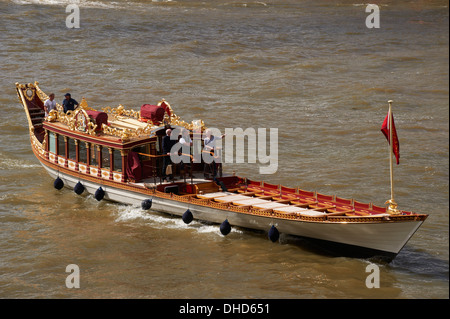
(0, 0, 448, 300)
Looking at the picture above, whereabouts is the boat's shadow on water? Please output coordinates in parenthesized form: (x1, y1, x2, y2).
(278, 234, 396, 263)
(388, 246, 449, 281)
(280, 233, 449, 277)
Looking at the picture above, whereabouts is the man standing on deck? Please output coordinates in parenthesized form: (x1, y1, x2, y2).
(178, 128, 193, 178)
(62, 93, 78, 113)
(44, 93, 56, 117)
(203, 129, 225, 179)
(162, 128, 177, 182)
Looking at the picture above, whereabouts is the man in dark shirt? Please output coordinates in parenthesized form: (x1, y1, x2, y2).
(62, 93, 79, 113)
(161, 128, 177, 182)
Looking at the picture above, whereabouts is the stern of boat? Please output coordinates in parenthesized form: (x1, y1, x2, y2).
(15, 82, 50, 152)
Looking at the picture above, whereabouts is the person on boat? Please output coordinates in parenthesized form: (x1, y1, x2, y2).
(62, 93, 79, 113)
(203, 129, 225, 178)
(44, 93, 56, 117)
(179, 128, 192, 147)
(178, 128, 193, 177)
(162, 128, 178, 182)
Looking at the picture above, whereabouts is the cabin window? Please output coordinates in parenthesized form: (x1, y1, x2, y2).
(68, 138, 76, 160)
(49, 132, 56, 154)
(90, 144, 98, 166)
(155, 138, 160, 153)
(57, 135, 65, 157)
(102, 147, 110, 169)
(113, 149, 122, 172)
(79, 142, 87, 164)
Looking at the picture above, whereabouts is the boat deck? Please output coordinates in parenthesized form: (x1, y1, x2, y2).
(130, 172, 216, 189)
(129, 174, 401, 221)
(127, 171, 427, 221)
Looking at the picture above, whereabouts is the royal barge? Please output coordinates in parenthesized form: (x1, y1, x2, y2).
(16, 81, 428, 260)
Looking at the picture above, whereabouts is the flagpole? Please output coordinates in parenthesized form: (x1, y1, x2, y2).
(386, 100, 400, 214)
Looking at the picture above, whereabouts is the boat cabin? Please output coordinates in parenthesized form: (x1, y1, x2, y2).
(17, 82, 231, 195)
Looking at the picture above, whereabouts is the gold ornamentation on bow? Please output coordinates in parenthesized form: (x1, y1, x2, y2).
(385, 199, 400, 215)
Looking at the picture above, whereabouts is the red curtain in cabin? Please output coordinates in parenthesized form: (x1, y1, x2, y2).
(126, 151, 142, 182)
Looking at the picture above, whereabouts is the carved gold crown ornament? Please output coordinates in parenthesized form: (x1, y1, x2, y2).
(79, 97, 96, 111)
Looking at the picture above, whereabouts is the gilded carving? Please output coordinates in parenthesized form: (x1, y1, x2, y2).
(22, 81, 206, 142)
(79, 97, 95, 111)
(47, 109, 58, 122)
(102, 104, 140, 119)
(101, 123, 131, 141)
(25, 87, 35, 101)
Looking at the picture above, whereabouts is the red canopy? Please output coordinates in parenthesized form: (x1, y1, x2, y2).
(140, 104, 165, 124)
(86, 110, 108, 132)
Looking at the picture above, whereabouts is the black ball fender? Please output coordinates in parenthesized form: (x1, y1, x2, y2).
(182, 209, 194, 224)
(54, 177, 64, 190)
(94, 187, 105, 201)
(74, 181, 84, 195)
(141, 199, 152, 210)
(268, 225, 279, 243)
(220, 219, 232, 236)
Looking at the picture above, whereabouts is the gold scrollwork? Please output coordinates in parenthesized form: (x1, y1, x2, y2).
(86, 121, 98, 136)
(132, 123, 154, 137)
(59, 110, 77, 130)
(23, 82, 207, 140)
(101, 124, 131, 141)
(102, 104, 140, 119)
(47, 109, 58, 122)
(42, 130, 47, 150)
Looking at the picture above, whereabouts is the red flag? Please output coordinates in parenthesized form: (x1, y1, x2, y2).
(381, 111, 400, 164)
